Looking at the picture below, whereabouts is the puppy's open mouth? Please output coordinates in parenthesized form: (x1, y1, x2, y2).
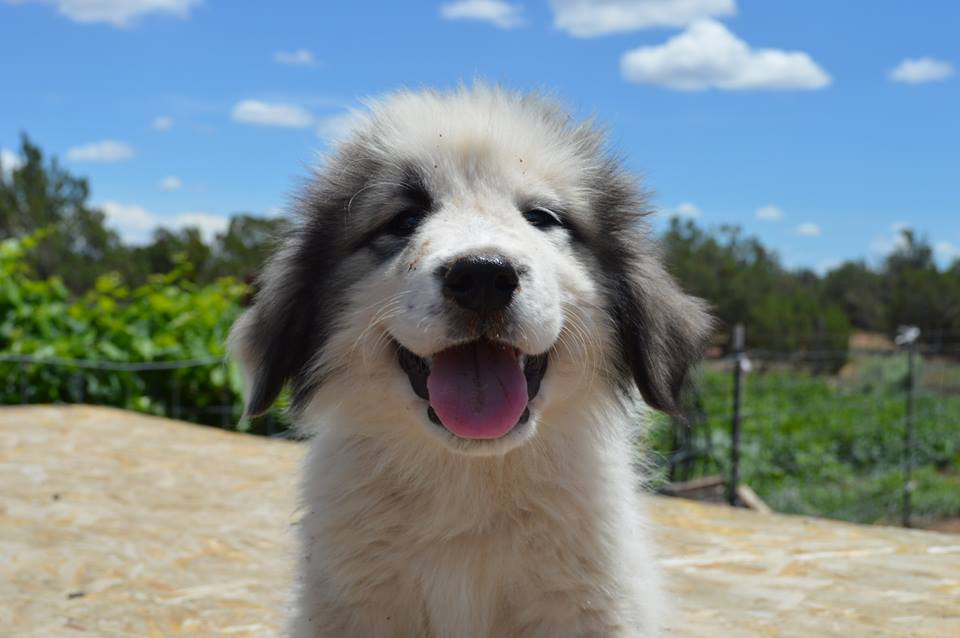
(397, 340, 548, 440)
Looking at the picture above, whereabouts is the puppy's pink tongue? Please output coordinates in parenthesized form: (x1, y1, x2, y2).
(427, 342, 528, 439)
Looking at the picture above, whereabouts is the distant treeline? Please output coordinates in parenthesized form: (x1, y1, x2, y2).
(3, 135, 959, 354)
(662, 219, 960, 353)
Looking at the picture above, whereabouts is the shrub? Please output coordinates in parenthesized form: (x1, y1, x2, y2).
(0, 232, 283, 430)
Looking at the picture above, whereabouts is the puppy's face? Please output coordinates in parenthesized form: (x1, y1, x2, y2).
(340, 150, 600, 454)
(230, 88, 711, 455)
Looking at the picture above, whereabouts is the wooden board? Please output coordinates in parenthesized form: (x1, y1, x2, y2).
(2, 406, 958, 637)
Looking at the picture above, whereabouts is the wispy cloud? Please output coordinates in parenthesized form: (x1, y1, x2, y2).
(273, 48, 316, 66)
(816, 258, 841, 276)
(755, 204, 784, 221)
(7, 0, 203, 28)
(100, 201, 156, 243)
(796, 222, 821, 237)
(1, 148, 22, 178)
(439, 0, 525, 29)
(152, 115, 174, 131)
(935, 241, 959, 261)
(551, 0, 735, 38)
(669, 201, 702, 219)
(889, 57, 954, 85)
(66, 140, 134, 163)
(891, 221, 910, 233)
(173, 212, 229, 242)
(621, 19, 831, 91)
(100, 200, 228, 244)
(316, 111, 364, 145)
(231, 100, 313, 128)
(160, 176, 182, 191)
(871, 226, 911, 258)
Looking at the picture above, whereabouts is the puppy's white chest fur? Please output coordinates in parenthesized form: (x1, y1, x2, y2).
(291, 410, 661, 638)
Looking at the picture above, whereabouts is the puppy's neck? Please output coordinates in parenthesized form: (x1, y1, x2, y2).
(301, 392, 641, 536)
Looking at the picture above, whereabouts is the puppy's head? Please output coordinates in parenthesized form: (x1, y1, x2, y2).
(230, 86, 711, 455)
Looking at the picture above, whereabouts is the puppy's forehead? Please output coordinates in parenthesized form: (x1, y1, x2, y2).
(361, 88, 602, 212)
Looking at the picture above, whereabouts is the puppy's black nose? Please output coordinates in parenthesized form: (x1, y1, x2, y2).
(442, 255, 519, 314)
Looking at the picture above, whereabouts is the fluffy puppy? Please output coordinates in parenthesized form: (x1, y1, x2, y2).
(229, 85, 711, 638)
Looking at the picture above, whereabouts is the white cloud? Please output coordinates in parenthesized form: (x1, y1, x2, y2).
(66, 140, 134, 163)
(935, 241, 959, 260)
(669, 201, 701, 219)
(1, 148, 23, 178)
(231, 100, 313, 128)
(273, 48, 316, 66)
(621, 19, 831, 91)
(871, 230, 910, 258)
(100, 201, 158, 243)
(796, 222, 821, 237)
(889, 57, 954, 85)
(440, 0, 525, 29)
(152, 115, 174, 131)
(755, 204, 784, 221)
(100, 200, 227, 244)
(816, 258, 840, 276)
(160, 175, 182, 190)
(316, 111, 364, 145)
(172, 212, 229, 242)
(551, 0, 735, 37)
(891, 221, 910, 232)
(7, 0, 203, 28)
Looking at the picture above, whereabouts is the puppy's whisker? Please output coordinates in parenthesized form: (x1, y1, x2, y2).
(562, 308, 602, 392)
(344, 291, 413, 366)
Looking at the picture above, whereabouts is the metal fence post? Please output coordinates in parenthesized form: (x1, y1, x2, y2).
(19, 361, 28, 404)
(896, 326, 920, 528)
(727, 324, 745, 506)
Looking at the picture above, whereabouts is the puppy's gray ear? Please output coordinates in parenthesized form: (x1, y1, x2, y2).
(228, 239, 323, 419)
(613, 255, 712, 416)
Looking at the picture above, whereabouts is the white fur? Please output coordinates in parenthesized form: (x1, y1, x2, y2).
(233, 87, 674, 637)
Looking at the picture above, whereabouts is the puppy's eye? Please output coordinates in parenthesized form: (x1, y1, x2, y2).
(522, 207, 564, 230)
(385, 209, 425, 237)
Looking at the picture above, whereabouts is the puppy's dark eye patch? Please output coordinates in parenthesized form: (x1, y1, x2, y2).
(385, 209, 426, 237)
(522, 207, 565, 230)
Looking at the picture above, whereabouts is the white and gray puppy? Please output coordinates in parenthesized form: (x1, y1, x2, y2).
(230, 85, 711, 638)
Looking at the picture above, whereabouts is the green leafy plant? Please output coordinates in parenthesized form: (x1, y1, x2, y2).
(650, 365, 960, 525)
(0, 232, 286, 432)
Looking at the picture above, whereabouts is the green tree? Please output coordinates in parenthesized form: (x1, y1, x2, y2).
(882, 230, 960, 346)
(0, 134, 128, 291)
(662, 218, 850, 356)
(210, 213, 288, 281)
(821, 261, 885, 331)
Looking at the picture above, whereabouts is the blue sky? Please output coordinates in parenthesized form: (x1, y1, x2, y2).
(1, 0, 958, 271)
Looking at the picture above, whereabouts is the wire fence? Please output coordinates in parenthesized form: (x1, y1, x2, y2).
(0, 353, 288, 437)
(656, 326, 960, 528)
(3, 331, 960, 528)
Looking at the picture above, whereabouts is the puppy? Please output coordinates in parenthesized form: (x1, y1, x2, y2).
(229, 85, 710, 637)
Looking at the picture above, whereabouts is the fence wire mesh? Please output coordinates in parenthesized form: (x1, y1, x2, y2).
(652, 340, 960, 528)
(0, 354, 289, 437)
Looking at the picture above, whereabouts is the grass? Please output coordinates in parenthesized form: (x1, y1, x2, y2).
(648, 356, 960, 526)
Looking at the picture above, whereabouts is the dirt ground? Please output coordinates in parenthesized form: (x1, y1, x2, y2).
(2, 405, 959, 637)
(926, 518, 960, 533)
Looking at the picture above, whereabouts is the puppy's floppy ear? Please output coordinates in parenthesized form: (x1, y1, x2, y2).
(585, 161, 712, 414)
(228, 235, 329, 418)
(612, 254, 712, 415)
(228, 141, 376, 419)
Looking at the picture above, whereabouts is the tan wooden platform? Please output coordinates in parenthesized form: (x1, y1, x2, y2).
(1, 405, 958, 637)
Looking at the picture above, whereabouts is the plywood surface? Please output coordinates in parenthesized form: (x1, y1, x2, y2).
(1, 406, 958, 637)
